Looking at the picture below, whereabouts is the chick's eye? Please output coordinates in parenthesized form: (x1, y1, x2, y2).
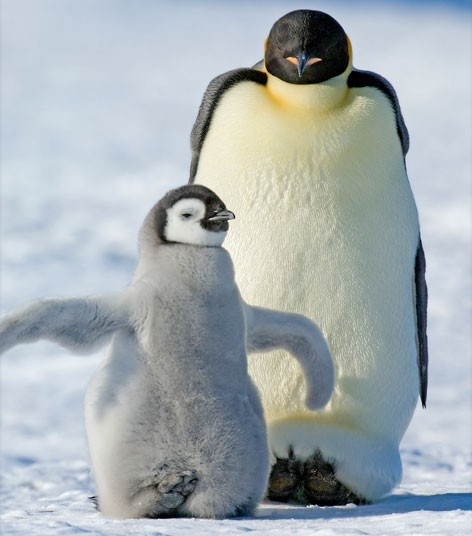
(181, 213, 193, 219)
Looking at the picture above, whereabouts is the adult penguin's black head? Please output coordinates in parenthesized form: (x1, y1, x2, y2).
(265, 10, 350, 85)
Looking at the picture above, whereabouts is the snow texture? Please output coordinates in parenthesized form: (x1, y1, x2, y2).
(1, 0, 471, 534)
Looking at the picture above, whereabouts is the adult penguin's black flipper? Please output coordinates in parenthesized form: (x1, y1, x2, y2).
(414, 238, 429, 408)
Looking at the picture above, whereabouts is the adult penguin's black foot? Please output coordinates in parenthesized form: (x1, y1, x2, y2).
(266, 453, 301, 503)
(267, 450, 367, 506)
(302, 451, 367, 506)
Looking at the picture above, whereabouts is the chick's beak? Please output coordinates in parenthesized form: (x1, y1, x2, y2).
(207, 209, 235, 222)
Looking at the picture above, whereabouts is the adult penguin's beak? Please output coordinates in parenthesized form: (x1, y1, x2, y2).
(286, 51, 323, 77)
(296, 50, 309, 77)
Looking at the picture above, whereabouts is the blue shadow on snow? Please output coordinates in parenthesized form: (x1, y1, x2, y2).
(255, 493, 472, 520)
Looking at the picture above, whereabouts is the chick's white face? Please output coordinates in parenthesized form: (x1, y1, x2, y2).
(164, 198, 227, 247)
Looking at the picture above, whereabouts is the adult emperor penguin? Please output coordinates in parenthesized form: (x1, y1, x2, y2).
(189, 10, 428, 505)
(0, 184, 334, 519)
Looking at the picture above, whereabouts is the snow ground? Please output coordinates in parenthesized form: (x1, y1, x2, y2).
(1, 0, 471, 534)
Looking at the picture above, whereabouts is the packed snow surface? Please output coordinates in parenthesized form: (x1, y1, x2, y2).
(1, 1, 471, 534)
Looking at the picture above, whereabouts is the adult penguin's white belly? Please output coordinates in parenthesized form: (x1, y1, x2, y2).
(194, 80, 420, 496)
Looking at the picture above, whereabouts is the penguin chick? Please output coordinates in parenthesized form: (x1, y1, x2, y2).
(190, 9, 428, 505)
(0, 184, 334, 519)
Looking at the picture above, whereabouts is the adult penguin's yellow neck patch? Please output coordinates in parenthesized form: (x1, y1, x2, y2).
(265, 70, 350, 113)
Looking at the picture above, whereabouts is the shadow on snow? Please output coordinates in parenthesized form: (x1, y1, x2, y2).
(255, 493, 472, 520)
